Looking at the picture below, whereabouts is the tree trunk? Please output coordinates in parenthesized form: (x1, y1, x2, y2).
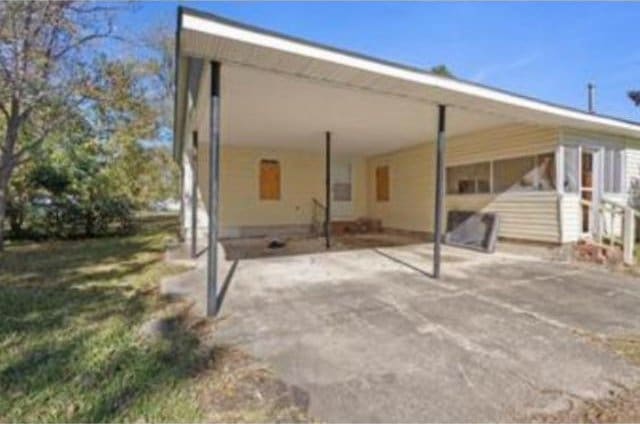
(0, 157, 15, 251)
(0, 171, 8, 252)
(1, 99, 23, 251)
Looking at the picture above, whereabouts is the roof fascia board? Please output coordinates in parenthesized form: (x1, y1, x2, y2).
(181, 9, 640, 135)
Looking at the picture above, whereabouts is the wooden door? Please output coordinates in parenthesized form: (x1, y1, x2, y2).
(581, 152, 593, 233)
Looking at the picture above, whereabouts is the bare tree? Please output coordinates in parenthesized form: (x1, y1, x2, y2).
(0, 1, 119, 250)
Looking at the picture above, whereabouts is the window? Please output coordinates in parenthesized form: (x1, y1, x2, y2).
(333, 161, 352, 201)
(493, 153, 556, 193)
(333, 183, 351, 201)
(259, 159, 280, 200)
(604, 148, 623, 193)
(563, 146, 579, 193)
(376, 166, 390, 201)
(446, 162, 490, 194)
(536, 153, 556, 190)
(494, 156, 536, 192)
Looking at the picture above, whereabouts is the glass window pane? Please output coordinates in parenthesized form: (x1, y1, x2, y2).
(614, 151, 622, 192)
(333, 183, 351, 201)
(536, 153, 556, 190)
(604, 148, 623, 193)
(446, 162, 490, 194)
(493, 156, 536, 192)
(563, 146, 579, 193)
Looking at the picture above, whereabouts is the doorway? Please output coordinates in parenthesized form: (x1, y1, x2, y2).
(580, 149, 598, 234)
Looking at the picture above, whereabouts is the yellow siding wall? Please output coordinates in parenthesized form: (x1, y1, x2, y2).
(446, 192, 560, 243)
(366, 143, 434, 232)
(217, 146, 367, 230)
(182, 66, 371, 234)
(221, 147, 321, 227)
(446, 124, 558, 166)
(366, 124, 562, 242)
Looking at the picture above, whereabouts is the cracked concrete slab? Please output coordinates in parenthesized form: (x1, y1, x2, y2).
(165, 241, 640, 422)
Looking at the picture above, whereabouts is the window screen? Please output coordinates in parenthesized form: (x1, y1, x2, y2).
(536, 153, 556, 190)
(446, 162, 491, 194)
(493, 156, 537, 192)
(604, 148, 623, 193)
(563, 146, 579, 193)
(333, 183, 351, 201)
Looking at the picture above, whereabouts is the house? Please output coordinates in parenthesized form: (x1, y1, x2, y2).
(173, 7, 640, 314)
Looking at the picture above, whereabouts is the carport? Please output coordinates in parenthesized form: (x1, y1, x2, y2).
(173, 7, 640, 316)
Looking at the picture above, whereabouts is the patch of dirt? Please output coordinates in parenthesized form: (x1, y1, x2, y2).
(155, 299, 311, 422)
(196, 347, 310, 422)
(525, 335, 640, 423)
(527, 387, 640, 423)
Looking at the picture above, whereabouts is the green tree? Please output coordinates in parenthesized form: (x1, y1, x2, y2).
(430, 64, 455, 78)
(0, 1, 120, 249)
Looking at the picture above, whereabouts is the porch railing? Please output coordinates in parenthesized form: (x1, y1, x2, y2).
(581, 198, 639, 265)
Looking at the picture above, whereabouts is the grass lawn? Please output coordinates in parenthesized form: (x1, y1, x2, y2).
(0, 215, 308, 422)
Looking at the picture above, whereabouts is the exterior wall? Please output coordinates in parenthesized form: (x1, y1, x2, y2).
(446, 192, 560, 243)
(446, 124, 558, 166)
(626, 140, 640, 193)
(195, 145, 367, 238)
(559, 128, 640, 242)
(184, 101, 636, 243)
(366, 143, 434, 233)
(559, 194, 581, 243)
(181, 151, 209, 240)
(366, 124, 562, 243)
(180, 62, 211, 240)
(447, 124, 560, 243)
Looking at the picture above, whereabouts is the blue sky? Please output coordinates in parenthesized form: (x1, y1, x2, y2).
(118, 2, 640, 121)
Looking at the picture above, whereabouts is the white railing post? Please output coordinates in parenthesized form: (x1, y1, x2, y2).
(623, 206, 636, 266)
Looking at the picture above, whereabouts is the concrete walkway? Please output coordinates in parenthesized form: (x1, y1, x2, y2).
(164, 240, 640, 422)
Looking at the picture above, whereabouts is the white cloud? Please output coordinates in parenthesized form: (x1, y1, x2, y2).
(472, 52, 542, 83)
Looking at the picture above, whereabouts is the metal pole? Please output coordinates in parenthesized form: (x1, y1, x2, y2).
(179, 153, 185, 241)
(190, 132, 198, 259)
(325, 131, 331, 249)
(207, 62, 221, 317)
(433, 105, 446, 278)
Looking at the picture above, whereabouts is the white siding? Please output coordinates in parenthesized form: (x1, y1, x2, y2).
(559, 194, 581, 243)
(626, 144, 640, 191)
(446, 192, 560, 243)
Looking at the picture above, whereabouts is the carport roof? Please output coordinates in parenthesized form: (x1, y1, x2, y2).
(174, 6, 640, 159)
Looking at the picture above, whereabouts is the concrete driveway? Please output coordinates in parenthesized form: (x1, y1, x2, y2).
(175, 242, 640, 421)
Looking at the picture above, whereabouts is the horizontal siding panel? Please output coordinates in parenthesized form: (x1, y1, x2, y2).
(446, 191, 560, 243)
(560, 194, 581, 243)
(366, 124, 562, 242)
(447, 124, 558, 166)
(626, 145, 640, 188)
